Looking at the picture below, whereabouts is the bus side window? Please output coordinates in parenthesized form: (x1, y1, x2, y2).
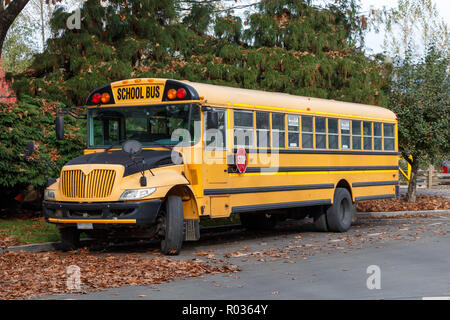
(352, 120, 361, 150)
(302, 116, 313, 148)
(363, 121, 373, 150)
(315, 117, 326, 149)
(234, 110, 254, 148)
(384, 123, 395, 150)
(374, 122, 382, 150)
(287, 114, 299, 148)
(272, 113, 285, 148)
(206, 109, 226, 150)
(256, 111, 270, 148)
(328, 118, 338, 149)
(340, 119, 350, 149)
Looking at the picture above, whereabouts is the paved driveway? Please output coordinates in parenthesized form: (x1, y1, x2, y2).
(40, 212, 450, 300)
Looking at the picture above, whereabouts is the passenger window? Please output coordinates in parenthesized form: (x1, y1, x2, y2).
(341, 119, 350, 149)
(272, 113, 285, 148)
(315, 117, 326, 149)
(374, 122, 382, 150)
(234, 110, 254, 147)
(363, 121, 373, 150)
(302, 116, 313, 148)
(328, 118, 338, 149)
(287, 115, 299, 148)
(384, 123, 395, 150)
(205, 109, 226, 150)
(352, 120, 361, 150)
(256, 112, 270, 148)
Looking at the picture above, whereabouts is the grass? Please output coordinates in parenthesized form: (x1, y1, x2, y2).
(0, 219, 60, 245)
(0, 212, 242, 246)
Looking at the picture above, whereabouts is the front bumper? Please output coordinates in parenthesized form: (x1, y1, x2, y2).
(43, 199, 162, 225)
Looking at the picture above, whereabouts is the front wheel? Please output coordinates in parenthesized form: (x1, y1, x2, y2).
(160, 196, 184, 255)
(326, 188, 353, 232)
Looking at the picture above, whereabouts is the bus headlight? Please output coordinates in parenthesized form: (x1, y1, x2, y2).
(119, 188, 156, 201)
(44, 189, 55, 201)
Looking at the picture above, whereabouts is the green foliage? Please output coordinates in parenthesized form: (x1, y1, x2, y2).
(388, 46, 450, 167)
(2, 13, 38, 73)
(0, 95, 85, 189)
(11, 0, 388, 107)
(4, 0, 392, 191)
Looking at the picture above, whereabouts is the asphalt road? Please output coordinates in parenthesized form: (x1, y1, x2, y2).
(41, 213, 449, 300)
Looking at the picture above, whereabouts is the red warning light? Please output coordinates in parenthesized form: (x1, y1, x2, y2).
(176, 88, 187, 99)
(92, 93, 101, 104)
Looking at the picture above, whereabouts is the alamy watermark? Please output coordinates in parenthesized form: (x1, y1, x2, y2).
(168, 125, 281, 170)
(366, 265, 381, 290)
(66, 265, 81, 290)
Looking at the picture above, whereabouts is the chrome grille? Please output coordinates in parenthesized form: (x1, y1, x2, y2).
(60, 169, 116, 198)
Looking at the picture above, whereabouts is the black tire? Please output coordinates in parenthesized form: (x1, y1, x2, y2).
(59, 227, 80, 251)
(240, 212, 277, 230)
(160, 195, 184, 255)
(313, 206, 328, 232)
(326, 188, 353, 232)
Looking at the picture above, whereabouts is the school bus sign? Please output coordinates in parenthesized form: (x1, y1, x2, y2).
(112, 82, 164, 104)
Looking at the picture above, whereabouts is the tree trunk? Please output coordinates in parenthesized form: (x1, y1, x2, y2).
(40, 0, 45, 50)
(0, 0, 31, 58)
(407, 161, 419, 202)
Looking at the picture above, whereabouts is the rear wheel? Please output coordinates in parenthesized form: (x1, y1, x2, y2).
(326, 188, 353, 232)
(240, 212, 277, 230)
(160, 196, 184, 255)
(59, 227, 80, 251)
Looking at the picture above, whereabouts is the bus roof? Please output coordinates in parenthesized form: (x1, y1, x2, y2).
(181, 80, 397, 121)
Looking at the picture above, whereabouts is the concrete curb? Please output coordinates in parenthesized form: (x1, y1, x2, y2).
(357, 209, 450, 218)
(0, 238, 93, 255)
(1, 210, 449, 254)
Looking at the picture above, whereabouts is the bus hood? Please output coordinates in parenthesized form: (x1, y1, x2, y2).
(65, 149, 181, 177)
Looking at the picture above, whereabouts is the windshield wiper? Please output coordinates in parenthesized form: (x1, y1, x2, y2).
(150, 141, 175, 150)
(104, 139, 126, 152)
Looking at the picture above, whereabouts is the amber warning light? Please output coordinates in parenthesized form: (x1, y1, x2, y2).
(167, 88, 187, 100)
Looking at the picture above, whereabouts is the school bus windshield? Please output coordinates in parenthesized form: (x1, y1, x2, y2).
(87, 103, 200, 148)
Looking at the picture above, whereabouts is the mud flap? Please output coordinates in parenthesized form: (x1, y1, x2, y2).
(351, 202, 357, 225)
(184, 219, 200, 241)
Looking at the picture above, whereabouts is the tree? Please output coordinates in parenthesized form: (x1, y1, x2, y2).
(388, 46, 449, 202)
(13, 0, 390, 108)
(0, 0, 31, 58)
(4, 0, 393, 193)
(372, 0, 448, 59)
(2, 13, 38, 73)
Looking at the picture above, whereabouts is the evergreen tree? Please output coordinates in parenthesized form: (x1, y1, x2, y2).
(13, 0, 389, 107)
(4, 0, 392, 192)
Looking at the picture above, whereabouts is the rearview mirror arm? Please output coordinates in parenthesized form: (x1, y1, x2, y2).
(57, 106, 87, 119)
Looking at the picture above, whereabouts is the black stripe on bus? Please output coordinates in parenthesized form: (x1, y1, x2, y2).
(355, 194, 396, 201)
(204, 183, 334, 196)
(232, 148, 400, 156)
(228, 166, 399, 173)
(231, 199, 332, 213)
(352, 181, 399, 187)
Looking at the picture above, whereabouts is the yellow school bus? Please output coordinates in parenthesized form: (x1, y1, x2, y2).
(43, 78, 399, 254)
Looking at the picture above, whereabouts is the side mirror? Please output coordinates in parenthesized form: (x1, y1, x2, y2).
(55, 116, 64, 140)
(25, 141, 35, 157)
(122, 140, 142, 156)
(206, 111, 219, 130)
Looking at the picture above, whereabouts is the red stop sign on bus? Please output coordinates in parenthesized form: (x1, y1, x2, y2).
(235, 148, 248, 173)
